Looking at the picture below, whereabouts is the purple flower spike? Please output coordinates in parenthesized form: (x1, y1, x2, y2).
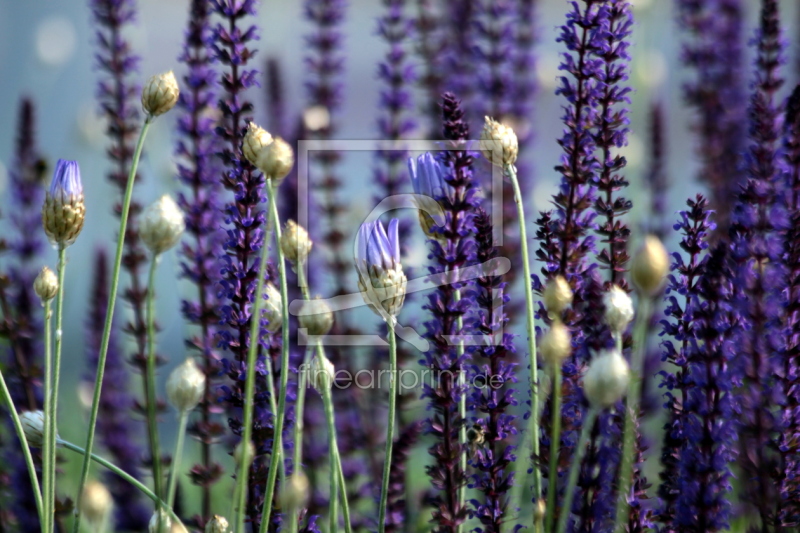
(49, 159, 83, 199)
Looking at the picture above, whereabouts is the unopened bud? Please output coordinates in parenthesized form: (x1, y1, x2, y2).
(310, 354, 335, 392)
(80, 481, 112, 524)
(20, 410, 46, 447)
(34, 267, 58, 302)
(42, 159, 85, 247)
(583, 349, 630, 408)
(205, 515, 230, 533)
(263, 283, 282, 333)
(141, 195, 185, 255)
(243, 122, 273, 167)
(281, 220, 312, 265)
(142, 71, 180, 117)
(149, 509, 186, 533)
(166, 358, 205, 412)
(603, 286, 634, 333)
(234, 440, 255, 467)
(256, 137, 294, 184)
(480, 116, 518, 167)
(279, 472, 309, 511)
(534, 500, 546, 522)
(543, 275, 572, 316)
(540, 321, 572, 367)
(298, 297, 334, 336)
(631, 235, 669, 296)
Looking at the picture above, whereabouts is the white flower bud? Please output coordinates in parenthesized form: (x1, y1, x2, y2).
(149, 509, 186, 533)
(256, 137, 294, 184)
(279, 472, 309, 511)
(142, 71, 180, 117)
(20, 410, 46, 447)
(234, 440, 255, 467)
(543, 275, 572, 316)
(480, 116, 518, 167)
(280, 220, 313, 265)
(539, 321, 572, 367)
(141, 195, 186, 255)
(243, 122, 273, 167)
(603, 285, 634, 333)
(310, 354, 335, 392)
(205, 515, 230, 533)
(298, 297, 334, 336)
(34, 266, 58, 302)
(166, 358, 205, 412)
(80, 481, 112, 524)
(631, 235, 669, 296)
(583, 349, 631, 408)
(263, 283, 282, 333)
(357, 267, 407, 318)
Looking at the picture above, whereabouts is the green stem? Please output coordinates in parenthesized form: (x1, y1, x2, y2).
(377, 321, 397, 533)
(43, 298, 53, 533)
(544, 363, 563, 532)
(507, 164, 542, 527)
(258, 180, 292, 533)
(321, 367, 339, 533)
(0, 369, 44, 524)
(613, 297, 651, 531)
(290, 348, 309, 533)
(455, 288, 466, 533)
(60, 439, 184, 529)
(166, 410, 189, 509)
(145, 256, 164, 505)
(46, 245, 66, 532)
(556, 407, 599, 533)
(73, 116, 152, 533)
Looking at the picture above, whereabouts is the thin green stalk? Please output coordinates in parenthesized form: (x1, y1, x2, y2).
(613, 297, 651, 531)
(46, 245, 66, 532)
(145, 256, 164, 507)
(544, 363, 563, 533)
(0, 369, 44, 524)
(321, 368, 339, 533)
(455, 287, 466, 533)
(59, 439, 184, 529)
(556, 407, 599, 533)
(507, 164, 542, 529)
(258, 180, 292, 533)
(43, 299, 53, 533)
(166, 410, 189, 509)
(290, 347, 309, 533)
(73, 116, 152, 533)
(377, 321, 397, 533)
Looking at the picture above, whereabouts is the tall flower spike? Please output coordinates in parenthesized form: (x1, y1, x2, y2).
(42, 159, 85, 247)
(355, 219, 407, 319)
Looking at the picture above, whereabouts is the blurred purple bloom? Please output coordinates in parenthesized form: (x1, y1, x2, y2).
(48, 159, 83, 199)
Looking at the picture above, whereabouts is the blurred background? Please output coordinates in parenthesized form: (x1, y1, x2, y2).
(0, 0, 799, 523)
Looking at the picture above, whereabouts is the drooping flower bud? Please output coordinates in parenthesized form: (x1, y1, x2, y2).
(583, 349, 631, 408)
(256, 136, 294, 184)
(279, 472, 310, 512)
(356, 219, 407, 318)
(42, 159, 85, 247)
(142, 71, 180, 117)
(243, 122, 273, 166)
(80, 481, 112, 524)
(603, 285, 634, 333)
(140, 195, 186, 255)
(310, 354, 335, 392)
(34, 266, 58, 302)
(539, 320, 572, 367)
(20, 410, 46, 447)
(407, 153, 447, 237)
(262, 283, 282, 333)
(298, 297, 334, 337)
(166, 358, 205, 412)
(280, 220, 313, 265)
(631, 235, 669, 295)
(543, 275, 573, 316)
(205, 515, 230, 533)
(480, 116, 518, 167)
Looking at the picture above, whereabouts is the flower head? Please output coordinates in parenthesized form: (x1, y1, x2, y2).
(166, 358, 205, 412)
(309, 353, 335, 392)
(262, 283, 282, 333)
(355, 219, 407, 318)
(407, 153, 447, 236)
(80, 481, 113, 524)
(631, 235, 669, 295)
(141, 70, 180, 117)
(543, 275, 573, 316)
(205, 515, 230, 533)
(33, 266, 58, 302)
(603, 285, 634, 333)
(20, 410, 46, 447)
(298, 296, 334, 337)
(480, 116, 518, 167)
(583, 349, 631, 408)
(243, 122, 273, 166)
(42, 159, 85, 247)
(140, 195, 185, 255)
(540, 320, 572, 367)
(280, 220, 312, 265)
(256, 136, 294, 184)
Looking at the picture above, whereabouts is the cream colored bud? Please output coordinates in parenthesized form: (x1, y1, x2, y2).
(205, 515, 230, 533)
(631, 235, 669, 296)
(80, 481, 112, 524)
(540, 321, 572, 367)
(543, 276, 572, 316)
(281, 220, 313, 265)
(279, 472, 310, 511)
(234, 440, 255, 467)
(142, 71, 180, 117)
(141, 195, 186, 255)
(583, 349, 630, 408)
(34, 266, 58, 302)
(298, 297, 334, 336)
(310, 354, 335, 392)
(243, 122, 273, 166)
(148, 509, 184, 533)
(256, 136, 294, 183)
(480, 116, 518, 167)
(166, 358, 205, 412)
(263, 283, 282, 333)
(534, 500, 546, 522)
(20, 410, 46, 447)
(357, 266, 408, 318)
(603, 286, 634, 333)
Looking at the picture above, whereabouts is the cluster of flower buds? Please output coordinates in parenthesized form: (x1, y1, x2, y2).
(480, 116, 518, 168)
(166, 358, 205, 412)
(242, 122, 295, 185)
(33, 266, 58, 303)
(80, 481, 112, 525)
(583, 348, 631, 408)
(603, 285, 634, 334)
(141, 195, 186, 256)
(407, 153, 447, 238)
(42, 159, 85, 248)
(298, 297, 334, 337)
(631, 235, 669, 295)
(142, 71, 180, 118)
(355, 219, 407, 319)
(310, 353, 335, 392)
(262, 283, 283, 333)
(280, 220, 313, 265)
